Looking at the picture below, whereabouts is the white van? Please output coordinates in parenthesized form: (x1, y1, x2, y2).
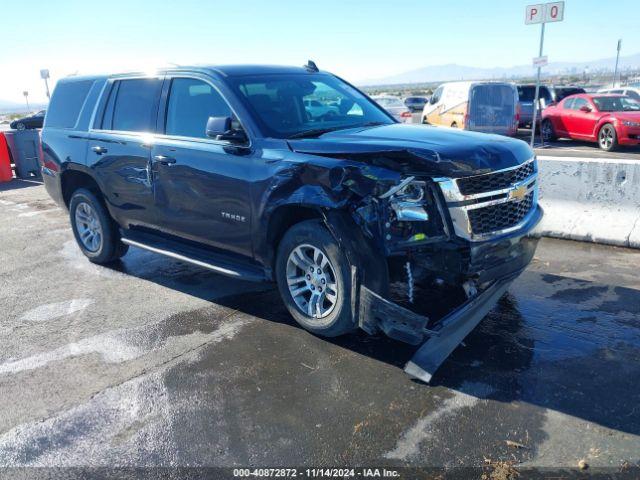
(422, 81, 519, 136)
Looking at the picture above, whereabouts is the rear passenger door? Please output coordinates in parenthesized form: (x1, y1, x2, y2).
(88, 77, 163, 230)
(150, 75, 253, 258)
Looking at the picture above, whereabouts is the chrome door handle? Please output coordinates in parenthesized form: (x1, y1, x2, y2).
(153, 155, 176, 165)
(91, 146, 107, 155)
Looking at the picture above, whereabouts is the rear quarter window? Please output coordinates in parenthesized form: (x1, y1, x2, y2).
(111, 78, 162, 132)
(46, 80, 94, 129)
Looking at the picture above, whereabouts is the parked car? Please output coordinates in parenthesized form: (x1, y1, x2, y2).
(597, 86, 640, 101)
(422, 81, 519, 136)
(549, 86, 586, 103)
(517, 85, 552, 128)
(10, 110, 46, 130)
(303, 99, 339, 119)
(371, 96, 412, 123)
(516, 85, 587, 128)
(404, 96, 428, 113)
(541, 93, 640, 151)
(41, 65, 541, 382)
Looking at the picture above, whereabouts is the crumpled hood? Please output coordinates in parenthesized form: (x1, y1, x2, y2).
(287, 124, 534, 178)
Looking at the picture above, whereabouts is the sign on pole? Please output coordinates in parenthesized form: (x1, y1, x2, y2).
(543, 2, 564, 22)
(525, 1, 564, 148)
(525, 4, 544, 24)
(40, 69, 50, 80)
(526, 2, 564, 24)
(532, 56, 548, 67)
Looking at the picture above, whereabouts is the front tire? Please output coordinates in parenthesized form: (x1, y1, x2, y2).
(15, 122, 26, 131)
(69, 188, 128, 264)
(275, 220, 355, 337)
(598, 123, 618, 151)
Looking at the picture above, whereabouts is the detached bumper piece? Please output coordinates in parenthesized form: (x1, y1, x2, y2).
(359, 275, 516, 383)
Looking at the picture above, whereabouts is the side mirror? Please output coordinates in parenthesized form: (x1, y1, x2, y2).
(579, 105, 592, 113)
(206, 116, 248, 143)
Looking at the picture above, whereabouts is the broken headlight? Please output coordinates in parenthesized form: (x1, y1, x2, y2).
(380, 177, 429, 222)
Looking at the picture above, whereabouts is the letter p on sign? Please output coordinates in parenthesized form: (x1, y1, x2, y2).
(525, 4, 544, 24)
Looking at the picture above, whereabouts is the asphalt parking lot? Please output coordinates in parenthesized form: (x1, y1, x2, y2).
(1, 180, 639, 473)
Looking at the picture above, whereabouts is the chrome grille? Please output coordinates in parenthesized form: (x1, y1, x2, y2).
(467, 191, 534, 234)
(436, 158, 538, 241)
(457, 162, 535, 195)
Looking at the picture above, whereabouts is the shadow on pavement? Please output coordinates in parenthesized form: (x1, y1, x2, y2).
(104, 249, 640, 437)
(0, 178, 43, 193)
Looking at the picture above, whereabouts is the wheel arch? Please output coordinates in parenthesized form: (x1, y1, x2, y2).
(596, 118, 616, 135)
(265, 204, 325, 273)
(60, 168, 103, 208)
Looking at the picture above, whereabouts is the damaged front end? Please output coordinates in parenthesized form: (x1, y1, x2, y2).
(311, 150, 542, 383)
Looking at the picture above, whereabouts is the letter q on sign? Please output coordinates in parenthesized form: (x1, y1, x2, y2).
(544, 2, 564, 23)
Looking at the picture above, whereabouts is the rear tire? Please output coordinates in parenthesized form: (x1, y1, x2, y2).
(69, 188, 128, 264)
(541, 119, 556, 141)
(598, 123, 618, 152)
(275, 220, 356, 337)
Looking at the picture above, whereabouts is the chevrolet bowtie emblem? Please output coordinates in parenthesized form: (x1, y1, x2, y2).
(509, 185, 528, 202)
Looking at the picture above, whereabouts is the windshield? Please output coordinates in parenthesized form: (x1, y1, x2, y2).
(375, 97, 404, 108)
(229, 73, 394, 138)
(592, 96, 640, 112)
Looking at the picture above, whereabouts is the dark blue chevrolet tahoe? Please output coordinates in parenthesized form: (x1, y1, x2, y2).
(41, 64, 542, 381)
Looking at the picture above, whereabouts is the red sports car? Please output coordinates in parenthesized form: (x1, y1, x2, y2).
(541, 93, 640, 151)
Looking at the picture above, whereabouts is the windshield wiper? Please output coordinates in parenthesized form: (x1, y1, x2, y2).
(358, 121, 387, 127)
(287, 122, 389, 139)
(287, 126, 350, 139)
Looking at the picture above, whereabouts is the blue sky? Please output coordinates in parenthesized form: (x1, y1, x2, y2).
(1, 0, 638, 103)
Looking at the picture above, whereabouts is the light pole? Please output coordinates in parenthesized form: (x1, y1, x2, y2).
(40, 69, 51, 100)
(613, 39, 622, 87)
(23, 91, 30, 112)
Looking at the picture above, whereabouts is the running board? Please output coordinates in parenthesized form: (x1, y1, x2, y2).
(121, 235, 267, 282)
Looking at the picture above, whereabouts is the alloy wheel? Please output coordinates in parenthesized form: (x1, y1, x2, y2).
(599, 126, 614, 150)
(75, 202, 103, 252)
(286, 244, 338, 320)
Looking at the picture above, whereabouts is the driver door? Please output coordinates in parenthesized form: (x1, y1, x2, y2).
(568, 98, 598, 138)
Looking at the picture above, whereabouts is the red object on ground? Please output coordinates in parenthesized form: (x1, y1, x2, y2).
(0, 133, 13, 182)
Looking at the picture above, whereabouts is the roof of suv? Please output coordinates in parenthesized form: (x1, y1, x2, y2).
(57, 65, 323, 83)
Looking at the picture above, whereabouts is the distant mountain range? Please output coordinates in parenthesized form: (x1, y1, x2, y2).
(0, 100, 48, 114)
(360, 52, 640, 86)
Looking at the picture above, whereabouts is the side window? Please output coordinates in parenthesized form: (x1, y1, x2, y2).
(111, 78, 162, 132)
(571, 98, 588, 110)
(46, 80, 94, 129)
(626, 90, 640, 100)
(431, 87, 443, 104)
(165, 78, 232, 139)
(563, 98, 575, 110)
